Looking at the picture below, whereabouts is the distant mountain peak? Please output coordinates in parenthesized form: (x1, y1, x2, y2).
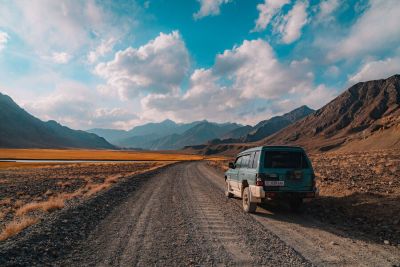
(0, 93, 114, 149)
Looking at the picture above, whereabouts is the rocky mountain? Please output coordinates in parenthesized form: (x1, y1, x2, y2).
(89, 119, 242, 150)
(243, 105, 314, 142)
(88, 120, 203, 147)
(0, 93, 115, 149)
(262, 74, 400, 152)
(185, 75, 400, 155)
(126, 121, 242, 150)
(222, 125, 253, 139)
(193, 105, 315, 149)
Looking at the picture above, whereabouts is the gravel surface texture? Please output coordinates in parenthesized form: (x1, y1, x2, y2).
(1, 161, 399, 266)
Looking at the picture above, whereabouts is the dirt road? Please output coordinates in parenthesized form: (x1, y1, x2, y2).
(1, 162, 399, 266)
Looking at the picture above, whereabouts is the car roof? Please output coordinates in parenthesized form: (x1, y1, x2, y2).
(238, 145, 304, 156)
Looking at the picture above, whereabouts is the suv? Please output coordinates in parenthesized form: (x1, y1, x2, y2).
(225, 146, 317, 213)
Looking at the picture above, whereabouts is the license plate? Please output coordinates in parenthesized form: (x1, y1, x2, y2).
(265, 180, 285, 186)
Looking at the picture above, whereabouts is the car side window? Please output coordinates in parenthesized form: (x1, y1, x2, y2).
(241, 155, 247, 168)
(249, 153, 255, 169)
(252, 151, 260, 169)
(235, 156, 242, 168)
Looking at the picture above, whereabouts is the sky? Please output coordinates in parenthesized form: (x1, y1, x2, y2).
(0, 0, 399, 130)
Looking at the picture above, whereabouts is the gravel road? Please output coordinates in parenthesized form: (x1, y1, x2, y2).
(1, 161, 399, 266)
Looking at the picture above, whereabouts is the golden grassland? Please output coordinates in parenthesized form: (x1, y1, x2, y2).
(0, 149, 227, 170)
(0, 148, 207, 161)
(0, 149, 228, 239)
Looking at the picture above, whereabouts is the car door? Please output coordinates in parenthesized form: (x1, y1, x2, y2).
(238, 154, 249, 192)
(246, 152, 257, 183)
(227, 156, 241, 196)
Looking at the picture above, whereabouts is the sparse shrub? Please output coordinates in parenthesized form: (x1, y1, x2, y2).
(0, 217, 39, 241)
(15, 197, 65, 216)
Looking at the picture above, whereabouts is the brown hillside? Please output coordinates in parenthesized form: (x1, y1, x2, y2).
(261, 74, 400, 152)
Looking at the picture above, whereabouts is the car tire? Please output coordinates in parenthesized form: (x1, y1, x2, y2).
(225, 180, 233, 198)
(289, 197, 303, 212)
(242, 187, 257, 213)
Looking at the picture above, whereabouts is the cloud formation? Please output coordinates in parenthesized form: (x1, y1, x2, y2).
(0, 31, 9, 52)
(0, 0, 133, 62)
(51, 52, 71, 64)
(24, 81, 138, 130)
(253, 0, 289, 32)
(142, 38, 329, 125)
(193, 0, 231, 20)
(329, 0, 400, 60)
(279, 1, 309, 44)
(95, 31, 190, 99)
(349, 57, 400, 84)
(87, 37, 117, 64)
(253, 0, 309, 44)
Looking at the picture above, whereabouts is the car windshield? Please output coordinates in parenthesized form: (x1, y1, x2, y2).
(264, 151, 309, 169)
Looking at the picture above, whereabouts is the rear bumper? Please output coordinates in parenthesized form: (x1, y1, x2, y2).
(249, 185, 318, 203)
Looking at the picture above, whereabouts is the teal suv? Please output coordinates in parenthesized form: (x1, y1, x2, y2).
(225, 146, 318, 212)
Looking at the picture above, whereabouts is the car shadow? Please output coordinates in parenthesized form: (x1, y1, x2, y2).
(254, 192, 400, 246)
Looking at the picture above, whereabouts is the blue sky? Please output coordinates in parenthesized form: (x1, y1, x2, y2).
(0, 0, 399, 130)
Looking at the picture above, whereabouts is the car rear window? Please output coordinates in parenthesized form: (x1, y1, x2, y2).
(264, 151, 309, 169)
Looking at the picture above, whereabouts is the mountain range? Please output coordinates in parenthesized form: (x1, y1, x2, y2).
(2, 74, 398, 152)
(261, 74, 400, 152)
(0, 93, 114, 149)
(89, 120, 243, 150)
(187, 74, 400, 155)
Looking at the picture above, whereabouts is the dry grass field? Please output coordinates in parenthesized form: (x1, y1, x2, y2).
(0, 148, 217, 241)
(309, 149, 400, 243)
(0, 149, 206, 162)
(0, 149, 227, 241)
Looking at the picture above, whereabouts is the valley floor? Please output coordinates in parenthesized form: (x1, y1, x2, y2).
(0, 161, 399, 266)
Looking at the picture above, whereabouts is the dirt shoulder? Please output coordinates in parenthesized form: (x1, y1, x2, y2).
(207, 149, 400, 245)
(309, 149, 400, 245)
(0, 161, 173, 241)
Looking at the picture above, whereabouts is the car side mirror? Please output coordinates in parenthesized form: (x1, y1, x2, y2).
(229, 162, 235, 169)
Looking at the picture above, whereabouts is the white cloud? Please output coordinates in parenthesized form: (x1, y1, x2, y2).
(193, 0, 231, 20)
(0, 0, 132, 61)
(349, 57, 400, 84)
(0, 31, 9, 51)
(329, 0, 400, 60)
(51, 52, 71, 64)
(142, 39, 331, 125)
(87, 37, 116, 64)
(253, 0, 289, 32)
(95, 31, 190, 99)
(214, 39, 312, 99)
(279, 0, 309, 44)
(316, 0, 339, 21)
(299, 84, 337, 109)
(24, 81, 137, 130)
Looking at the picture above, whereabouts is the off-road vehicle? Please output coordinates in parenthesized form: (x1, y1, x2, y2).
(225, 146, 318, 212)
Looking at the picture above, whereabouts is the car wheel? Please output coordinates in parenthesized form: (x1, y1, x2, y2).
(242, 187, 257, 213)
(225, 180, 233, 198)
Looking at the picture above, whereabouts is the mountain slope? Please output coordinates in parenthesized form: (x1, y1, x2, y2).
(88, 120, 204, 147)
(244, 105, 314, 142)
(0, 93, 114, 149)
(146, 121, 242, 150)
(262, 74, 400, 151)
